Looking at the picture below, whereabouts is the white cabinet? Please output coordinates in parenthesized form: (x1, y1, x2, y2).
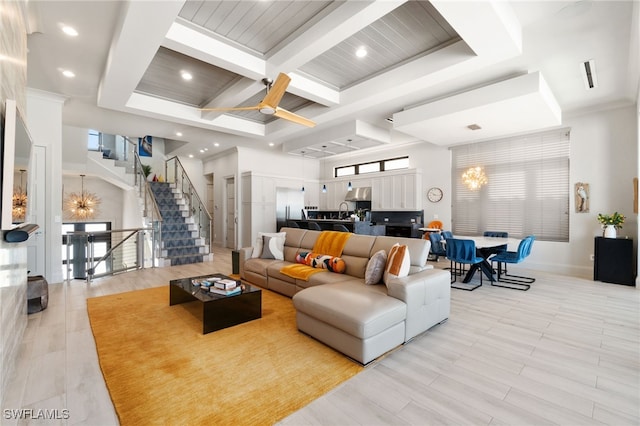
(319, 181, 345, 210)
(371, 170, 421, 211)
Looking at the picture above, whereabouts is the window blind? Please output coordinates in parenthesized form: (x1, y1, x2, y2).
(451, 128, 570, 242)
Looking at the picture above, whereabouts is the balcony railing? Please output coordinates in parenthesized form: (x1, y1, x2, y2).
(64, 227, 154, 282)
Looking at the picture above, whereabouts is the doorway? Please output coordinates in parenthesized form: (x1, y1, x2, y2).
(225, 176, 236, 249)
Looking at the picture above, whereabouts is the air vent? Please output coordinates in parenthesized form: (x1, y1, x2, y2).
(581, 59, 598, 90)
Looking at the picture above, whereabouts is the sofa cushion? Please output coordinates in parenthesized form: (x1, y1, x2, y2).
(301, 272, 361, 288)
(383, 244, 410, 285)
(292, 282, 406, 340)
(251, 232, 286, 258)
(245, 258, 283, 277)
(365, 249, 387, 285)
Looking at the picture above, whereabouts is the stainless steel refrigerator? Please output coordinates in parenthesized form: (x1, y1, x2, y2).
(276, 187, 305, 231)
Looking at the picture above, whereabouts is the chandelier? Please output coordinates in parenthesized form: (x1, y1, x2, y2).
(12, 169, 27, 221)
(462, 166, 488, 191)
(65, 174, 100, 220)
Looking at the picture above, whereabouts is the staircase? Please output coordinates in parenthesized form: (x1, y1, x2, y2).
(149, 182, 211, 266)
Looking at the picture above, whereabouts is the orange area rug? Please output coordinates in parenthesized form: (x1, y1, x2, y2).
(87, 286, 362, 425)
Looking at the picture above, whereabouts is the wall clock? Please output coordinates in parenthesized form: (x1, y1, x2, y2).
(427, 187, 443, 203)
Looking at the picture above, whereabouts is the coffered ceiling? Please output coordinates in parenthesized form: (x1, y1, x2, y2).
(25, 1, 639, 159)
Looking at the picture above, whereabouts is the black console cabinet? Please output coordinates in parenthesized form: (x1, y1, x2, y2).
(594, 237, 635, 285)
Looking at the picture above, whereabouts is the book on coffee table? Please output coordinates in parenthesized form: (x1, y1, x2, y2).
(210, 286, 242, 296)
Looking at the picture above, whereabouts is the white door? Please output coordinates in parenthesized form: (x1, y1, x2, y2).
(226, 177, 236, 249)
(27, 145, 46, 276)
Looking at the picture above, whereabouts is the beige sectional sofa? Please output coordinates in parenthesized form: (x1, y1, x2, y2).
(238, 227, 451, 364)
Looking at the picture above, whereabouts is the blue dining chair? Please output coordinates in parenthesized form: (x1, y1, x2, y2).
(428, 232, 446, 261)
(446, 238, 484, 291)
(441, 230, 453, 239)
(490, 236, 535, 291)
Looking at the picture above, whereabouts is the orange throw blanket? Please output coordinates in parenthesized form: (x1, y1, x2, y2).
(280, 264, 327, 281)
(312, 231, 352, 257)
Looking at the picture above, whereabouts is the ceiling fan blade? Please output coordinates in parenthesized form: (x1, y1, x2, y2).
(274, 107, 316, 127)
(262, 73, 291, 108)
(200, 105, 260, 112)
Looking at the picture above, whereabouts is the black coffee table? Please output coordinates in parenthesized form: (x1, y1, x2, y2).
(169, 273, 262, 334)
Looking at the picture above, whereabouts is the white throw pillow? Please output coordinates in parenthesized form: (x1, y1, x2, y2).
(364, 250, 387, 285)
(251, 232, 286, 259)
(383, 243, 410, 285)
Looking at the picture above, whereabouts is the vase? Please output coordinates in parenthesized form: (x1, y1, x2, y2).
(603, 225, 617, 238)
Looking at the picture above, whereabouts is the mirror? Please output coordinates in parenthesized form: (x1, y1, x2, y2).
(1, 99, 33, 230)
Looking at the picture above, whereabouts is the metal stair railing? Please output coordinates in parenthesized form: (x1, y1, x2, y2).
(65, 227, 153, 283)
(165, 156, 212, 250)
(126, 137, 163, 264)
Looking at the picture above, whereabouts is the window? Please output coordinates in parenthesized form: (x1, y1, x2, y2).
(88, 129, 101, 151)
(358, 161, 381, 174)
(335, 156, 408, 177)
(451, 129, 570, 242)
(336, 165, 355, 177)
(383, 157, 409, 171)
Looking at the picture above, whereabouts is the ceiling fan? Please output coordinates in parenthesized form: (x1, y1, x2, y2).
(200, 73, 316, 128)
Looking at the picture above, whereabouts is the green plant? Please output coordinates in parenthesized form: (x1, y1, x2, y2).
(597, 212, 625, 229)
(141, 164, 152, 178)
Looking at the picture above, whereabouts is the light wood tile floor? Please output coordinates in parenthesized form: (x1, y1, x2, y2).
(2, 246, 638, 425)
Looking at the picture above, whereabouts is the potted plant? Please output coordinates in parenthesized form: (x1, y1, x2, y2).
(597, 212, 625, 238)
(141, 164, 152, 180)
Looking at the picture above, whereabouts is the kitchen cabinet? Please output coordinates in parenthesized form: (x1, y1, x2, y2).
(371, 170, 421, 211)
(593, 237, 635, 285)
(319, 181, 348, 210)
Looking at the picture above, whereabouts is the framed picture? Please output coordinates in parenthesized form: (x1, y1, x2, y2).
(138, 135, 152, 157)
(575, 182, 589, 213)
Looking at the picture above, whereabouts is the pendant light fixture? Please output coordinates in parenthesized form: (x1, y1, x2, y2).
(346, 139, 353, 192)
(65, 174, 101, 219)
(321, 145, 327, 193)
(12, 169, 27, 221)
(300, 151, 305, 193)
(462, 166, 488, 191)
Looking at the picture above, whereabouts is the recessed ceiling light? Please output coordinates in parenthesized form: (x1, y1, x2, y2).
(199, 149, 204, 153)
(181, 71, 193, 81)
(214, 143, 220, 147)
(355, 46, 367, 58)
(61, 25, 78, 36)
(188, 154, 194, 158)
(176, 132, 182, 137)
(269, 142, 274, 147)
(467, 124, 482, 130)
(62, 70, 75, 78)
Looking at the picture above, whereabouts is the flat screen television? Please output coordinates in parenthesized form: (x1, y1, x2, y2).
(1, 99, 33, 230)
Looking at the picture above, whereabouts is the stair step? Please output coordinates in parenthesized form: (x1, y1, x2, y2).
(149, 181, 207, 267)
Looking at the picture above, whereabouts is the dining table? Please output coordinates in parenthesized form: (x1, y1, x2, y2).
(451, 236, 521, 283)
